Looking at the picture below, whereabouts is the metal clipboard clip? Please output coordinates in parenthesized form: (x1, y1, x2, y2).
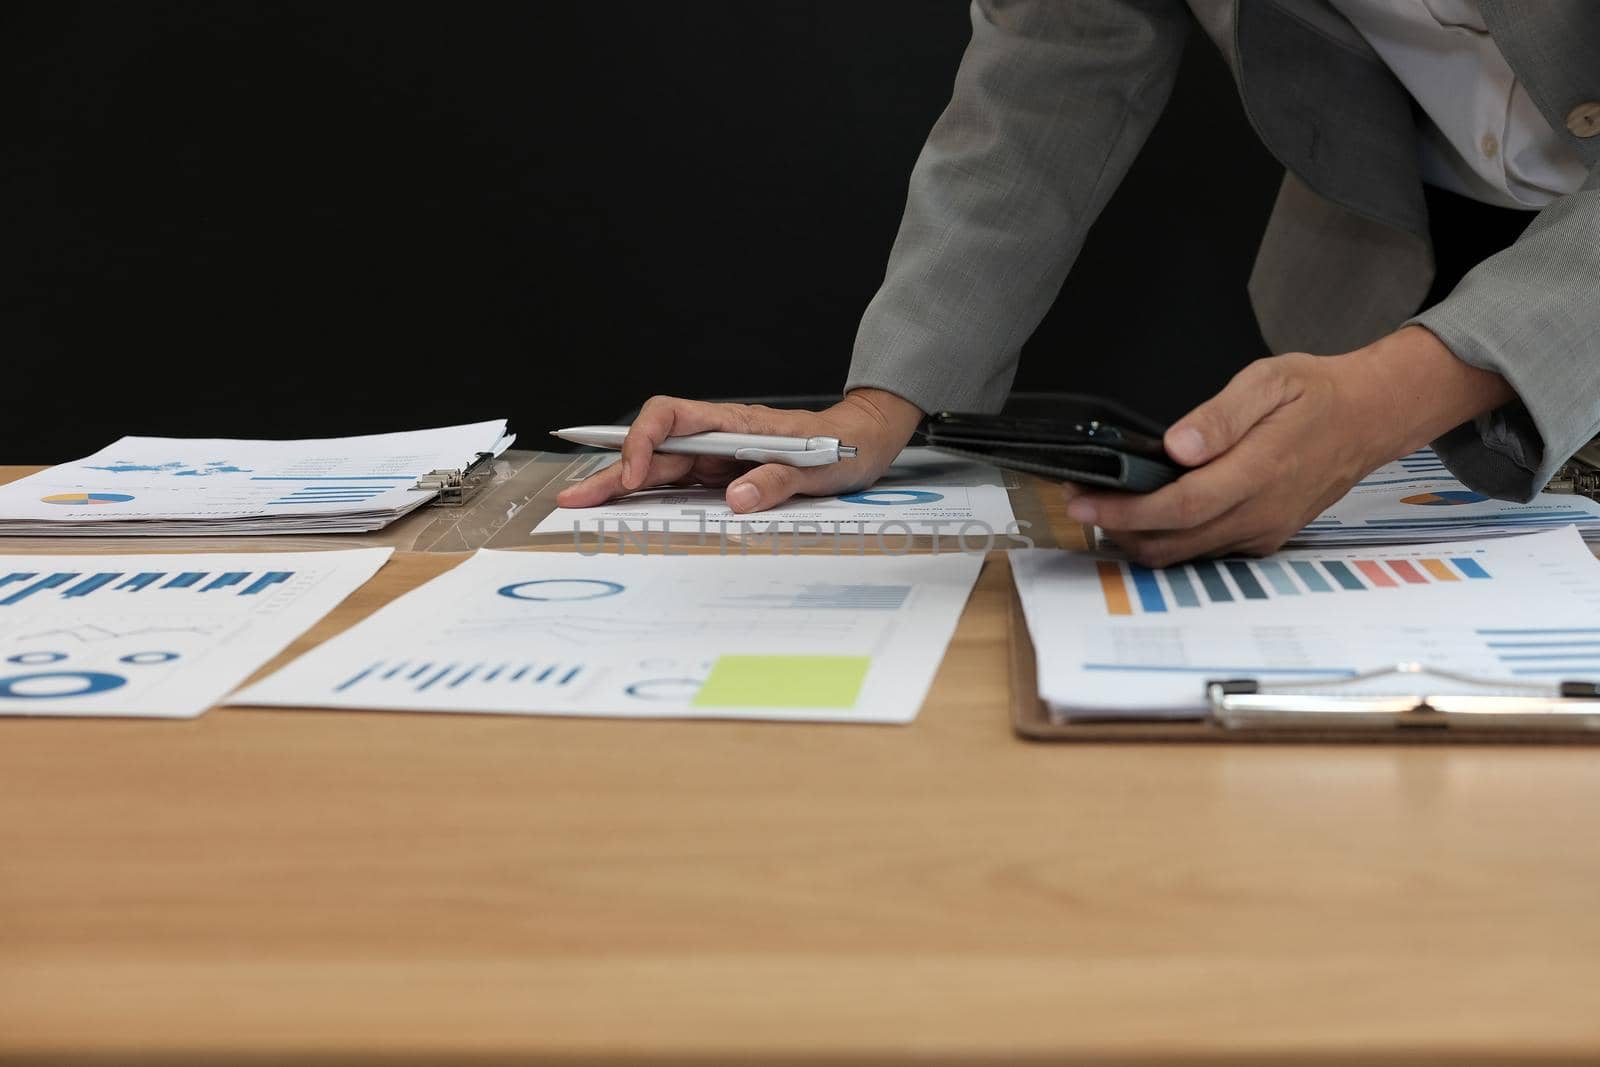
(414, 451, 495, 507)
(1206, 662, 1600, 733)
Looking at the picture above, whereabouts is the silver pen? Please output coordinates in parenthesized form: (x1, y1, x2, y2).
(551, 426, 857, 467)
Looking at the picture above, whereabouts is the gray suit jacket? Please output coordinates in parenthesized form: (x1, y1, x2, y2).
(844, 0, 1600, 501)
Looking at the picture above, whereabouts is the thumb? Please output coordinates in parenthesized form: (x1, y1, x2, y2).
(725, 463, 831, 513)
(1166, 358, 1295, 466)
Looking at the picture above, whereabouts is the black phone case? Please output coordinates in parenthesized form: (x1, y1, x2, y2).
(918, 397, 1184, 493)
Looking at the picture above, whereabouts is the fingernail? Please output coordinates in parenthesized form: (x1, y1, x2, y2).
(620, 459, 634, 487)
(1169, 427, 1206, 464)
(728, 482, 759, 512)
(1067, 499, 1097, 524)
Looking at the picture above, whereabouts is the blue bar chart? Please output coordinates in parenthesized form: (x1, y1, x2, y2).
(334, 659, 588, 695)
(1354, 448, 1453, 487)
(62, 574, 122, 599)
(1098, 554, 1493, 616)
(0, 569, 298, 606)
(790, 584, 911, 610)
(1479, 627, 1600, 676)
(265, 486, 398, 506)
(1397, 451, 1450, 475)
(719, 583, 913, 610)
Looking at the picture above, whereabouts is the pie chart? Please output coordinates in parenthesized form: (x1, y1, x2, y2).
(41, 493, 135, 506)
(1400, 490, 1489, 506)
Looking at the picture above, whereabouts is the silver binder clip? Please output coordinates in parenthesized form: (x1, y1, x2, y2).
(414, 452, 495, 507)
(1206, 662, 1600, 733)
(1545, 438, 1600, 499)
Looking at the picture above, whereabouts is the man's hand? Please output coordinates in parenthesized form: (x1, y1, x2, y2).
(556, 388, 925, 511)
(1064, 326, 1515, 566)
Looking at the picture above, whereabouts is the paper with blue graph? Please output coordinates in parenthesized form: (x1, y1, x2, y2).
(0, 421, 513, 535)
(1012, 527, 1600, 719)
(0, 548, 390, 717)
(236, 549, 984, 723)
(1285, 448, 1600, 546)
(533, 447, 1016, 537)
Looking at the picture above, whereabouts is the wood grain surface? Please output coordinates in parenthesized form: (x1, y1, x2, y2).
(2, 469, 1598, 1065)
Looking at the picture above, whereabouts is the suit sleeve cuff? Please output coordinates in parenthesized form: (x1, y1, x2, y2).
(1405, 181, 1600, 502)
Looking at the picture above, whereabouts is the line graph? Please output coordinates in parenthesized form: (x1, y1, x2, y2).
(19, 622, 222, 643)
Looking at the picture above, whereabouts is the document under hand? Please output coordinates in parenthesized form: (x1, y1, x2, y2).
(0, 548, 391, 717)
(0, 421, 514, 535)
(1012, 526, 1600, 720)
(533, 447, 1018, 539)
(236, 548, 984, 724)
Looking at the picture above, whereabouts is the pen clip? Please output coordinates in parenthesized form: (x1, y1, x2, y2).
(732, 446, 838, 467)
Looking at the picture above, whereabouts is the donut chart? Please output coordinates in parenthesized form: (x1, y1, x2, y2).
(836, 489, 945, 506)
(1400, 490, 1489, 506)
(41, 493, 135, 506)
(0, 671, 128, 699)
(498, 578, 625, 602)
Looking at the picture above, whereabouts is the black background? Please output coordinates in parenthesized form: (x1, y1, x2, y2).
(2, 1, 1280, 463)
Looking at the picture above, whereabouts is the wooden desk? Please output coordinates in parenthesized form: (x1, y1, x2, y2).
(3, 480, 1600, 1065)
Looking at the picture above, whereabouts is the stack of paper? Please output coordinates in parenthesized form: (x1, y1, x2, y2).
(1287, 448, 1600, 546)
(0, 421, 513, 535)
(0, 549, 391, 717)
(237, 548, 984, 724)
(1012, 527, 1600, 720)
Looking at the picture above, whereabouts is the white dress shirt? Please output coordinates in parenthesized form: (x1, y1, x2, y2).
(1329, 0, 1588, 209)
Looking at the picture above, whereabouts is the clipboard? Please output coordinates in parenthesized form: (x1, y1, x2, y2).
(1006, 582, 1600, 743)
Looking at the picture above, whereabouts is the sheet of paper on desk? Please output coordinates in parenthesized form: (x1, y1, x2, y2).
(0, 548, 391, 718)
(1012, 526, 1600, 719)
(236, 548, 984, 724)
(533, 447, 1017, 537)
(1285, 448, 1600, 546)
(0, 421, 513, 536)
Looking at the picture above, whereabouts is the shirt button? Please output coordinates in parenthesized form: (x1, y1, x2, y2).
(1567, 101, 1600, 138)
(1481, 133, 1499, 159)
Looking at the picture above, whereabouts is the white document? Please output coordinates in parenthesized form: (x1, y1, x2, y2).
(0, 549, 391, 717)
(237, 548, 984, 724)
(1011, 527, 1600, 719)
(1287, 448, 1600, 546)
(0, 421, 512, 535)
(534, 447, 1017, 539)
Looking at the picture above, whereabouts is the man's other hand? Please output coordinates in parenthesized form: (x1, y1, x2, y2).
(1062, 326, 1515, 566)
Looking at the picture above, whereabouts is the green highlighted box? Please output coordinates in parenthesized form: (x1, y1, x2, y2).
(691, 655, 870, 709)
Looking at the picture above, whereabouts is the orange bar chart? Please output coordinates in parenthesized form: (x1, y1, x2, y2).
(1096, 561, 1133, 616)
(1420, 558, 1460, 581)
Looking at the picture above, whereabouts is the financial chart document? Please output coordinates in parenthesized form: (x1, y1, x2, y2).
(237, 549, 984, 724)
(1012, 527, 1600, 718)
(0, 549, 391, 717)
(0, 421, 512, 534)
(533, 447, 1017, 537)
(1287, 448, 1600, 546)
